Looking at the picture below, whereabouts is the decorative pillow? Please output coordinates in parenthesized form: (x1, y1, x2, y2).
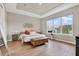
(30, 31, 37, 35)
(25, 30, 30, 35)
(19, 32, 25, 36)
(20, 32, 25, 34)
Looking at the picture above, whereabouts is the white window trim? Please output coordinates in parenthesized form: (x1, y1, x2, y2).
(53, 33, 73, 36)
(60, 15, 73, 36)
(47, 15, 73, 36)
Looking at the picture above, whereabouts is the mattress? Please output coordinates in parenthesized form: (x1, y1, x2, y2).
(19, 33, 46, 42)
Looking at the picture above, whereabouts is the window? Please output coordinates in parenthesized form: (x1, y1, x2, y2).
(53, 18, 61, 33)
(47, 15, 73, 35)
(47, 19, 53, 31)
(62, 15, 73, 34)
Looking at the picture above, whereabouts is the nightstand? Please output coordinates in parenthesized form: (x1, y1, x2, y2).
(12, 34, 19, 41)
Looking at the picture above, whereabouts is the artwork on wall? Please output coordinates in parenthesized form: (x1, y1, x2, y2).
(23, 23, 33, 28)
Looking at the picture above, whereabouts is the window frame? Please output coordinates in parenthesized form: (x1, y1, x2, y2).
(61, 15, 73, 35)
(47, 15, 73, 36)
(53, 17, 62, 34)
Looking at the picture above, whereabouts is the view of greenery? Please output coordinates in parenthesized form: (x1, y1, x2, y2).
(54, 25, 72, 34)
(47, 15, 73, 34)
(62, 25, 72, 34)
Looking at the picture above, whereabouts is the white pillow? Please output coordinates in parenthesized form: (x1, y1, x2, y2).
(30, 31, 37, 35)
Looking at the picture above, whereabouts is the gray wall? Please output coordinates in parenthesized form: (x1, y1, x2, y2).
(7, 12, 41, 41)
(41, 5, 79, 44)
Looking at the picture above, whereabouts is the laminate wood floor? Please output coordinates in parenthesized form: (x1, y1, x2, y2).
(0, 40, 75, 56)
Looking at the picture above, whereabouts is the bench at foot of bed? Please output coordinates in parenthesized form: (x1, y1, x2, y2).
(31, 37, 49, 47)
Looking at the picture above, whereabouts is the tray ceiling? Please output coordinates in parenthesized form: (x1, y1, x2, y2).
(16, 3, 63, 15)
(4, 3, 79, 18)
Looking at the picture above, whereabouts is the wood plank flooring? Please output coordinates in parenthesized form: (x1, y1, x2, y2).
(0, 40, 75, 56)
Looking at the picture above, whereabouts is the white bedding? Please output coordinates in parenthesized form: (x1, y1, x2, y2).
(19, 32, 46, 43)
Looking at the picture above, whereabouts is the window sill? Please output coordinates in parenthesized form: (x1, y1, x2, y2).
(51, 33, 73, 36)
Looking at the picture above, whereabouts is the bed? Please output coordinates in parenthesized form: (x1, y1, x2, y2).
(19, 31, 47, 44)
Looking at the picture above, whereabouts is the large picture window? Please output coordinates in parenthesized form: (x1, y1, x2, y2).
(47, 19, 53, 31)
(53, 18, 61, 33)
(62, 15, 73, 34)
(47, 15, 73, 35)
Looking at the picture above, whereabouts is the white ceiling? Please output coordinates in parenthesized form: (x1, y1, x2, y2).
(16, 3, 63, 15)
(4, 3, 79, 18)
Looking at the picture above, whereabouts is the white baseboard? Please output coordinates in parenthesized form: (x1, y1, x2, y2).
(52, 39, 76, 45)
(7, 39, 12, 42)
